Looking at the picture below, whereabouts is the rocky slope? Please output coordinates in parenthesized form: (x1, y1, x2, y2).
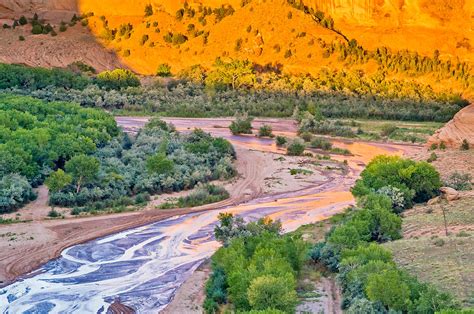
(0, 0, 473, 93)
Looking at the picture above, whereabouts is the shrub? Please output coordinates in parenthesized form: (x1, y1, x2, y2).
(160, 184, 229, 209)
(229, 115, 253, 135)
(366, 269, 410, 311)
(135, 192, 151, 204)
(461, 139, 470, 150)
(433, 238, 445, 247)
(18, 36, 25, 41)
(352, 156, 441, 207)
(47, 209, 61, 218)
(444, 172, 472, 191)
(300, 131, 313, 142)
(427, 152, 437, 163)
(380, 123, 398, 137)
(0, 174, 36, 213)
(146, 153, 174, 175)
(258, 124, 273, 137)
(275, 136, 287, 146)
(286, 140, 305, 156)
(96, 69, 140, 90)
(310, 137, 332, 150)
(139, 34, 149, 45)
(247, 275, 298, 313)
(19, 16, 28, 25)
(376, 186, 407, 213)
(156, 63, 172, 77)
(31, 24, 43, 34)
(144, 4, 153, 16)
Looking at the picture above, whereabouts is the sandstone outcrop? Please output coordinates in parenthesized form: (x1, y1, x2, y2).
(428, 104, 474, 149)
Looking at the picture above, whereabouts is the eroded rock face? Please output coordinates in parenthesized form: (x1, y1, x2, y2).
(428, 104, 474, 149)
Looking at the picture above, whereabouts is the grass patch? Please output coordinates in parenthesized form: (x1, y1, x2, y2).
(0, 217, 31, 225)
(290, 168, 314, 176)
(384, 196, 474, 306)
(332, 119, 443, 143)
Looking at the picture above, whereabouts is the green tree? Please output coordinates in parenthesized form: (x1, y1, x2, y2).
(146, 153, 174, 175)
(144, 4, 153, 17)
(96, 69, 141, 90)
(366, 269, 410, 311)
(247, 275, 298, 313)
(206, 58, 255, 89)
(45, 169, 72, 193)
(65, 155, 99, 193)
(156, 63, 172, 77)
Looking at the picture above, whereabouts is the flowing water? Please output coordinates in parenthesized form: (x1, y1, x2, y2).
(0, 118, 415, 313)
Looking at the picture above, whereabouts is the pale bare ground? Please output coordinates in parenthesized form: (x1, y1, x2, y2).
(297, 277, 342, 314)
(0, 145, 333, 286)
(0, 22, 123, 72)
(162, 261, 211, 314)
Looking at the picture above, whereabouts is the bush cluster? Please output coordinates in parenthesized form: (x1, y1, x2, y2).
(1, 62, 466, 123)
(159, 183, 229, 209)
(352, 155, 442, 208)
(310, 156, 457, 313)
(48, 122, 236, 211)
(229, 115, 253, 135)
(95, 69, 141, 90)
(0, 63, 89, 90)
(0, 94, 118, 211)
(204, 214, 305, 313)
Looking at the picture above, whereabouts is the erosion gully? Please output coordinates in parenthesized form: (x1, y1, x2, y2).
(0, 117, 418, 313)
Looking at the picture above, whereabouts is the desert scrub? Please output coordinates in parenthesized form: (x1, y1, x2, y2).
(258, 124, 273, 137)
(290, 168, 313, 175)
(159, 184, 229, 209)
(229, 115, 253, 135)
(310, 137, 332, 150)
(50, 124, 236, 208)
(275, 136, 287, 146)
(287, 140, 305, 156)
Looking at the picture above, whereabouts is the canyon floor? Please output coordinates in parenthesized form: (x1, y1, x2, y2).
(0, 117, 420, 312)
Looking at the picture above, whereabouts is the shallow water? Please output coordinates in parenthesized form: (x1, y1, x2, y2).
(0, 118, 413, 313)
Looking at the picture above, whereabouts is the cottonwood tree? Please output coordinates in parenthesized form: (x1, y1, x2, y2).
(65, 155, 99, 193)
(45, 169, 72, 193)
(206, 58, 255, 89)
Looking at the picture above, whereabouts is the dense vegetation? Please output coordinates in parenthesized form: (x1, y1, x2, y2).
(0, 63, 89, 90)
(48, 123, 236, 214)
(0, 94, 118, 212)
(0, 63, 467, 123)
(310, 156, 459, 313)
(204, 214, 306, 313)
